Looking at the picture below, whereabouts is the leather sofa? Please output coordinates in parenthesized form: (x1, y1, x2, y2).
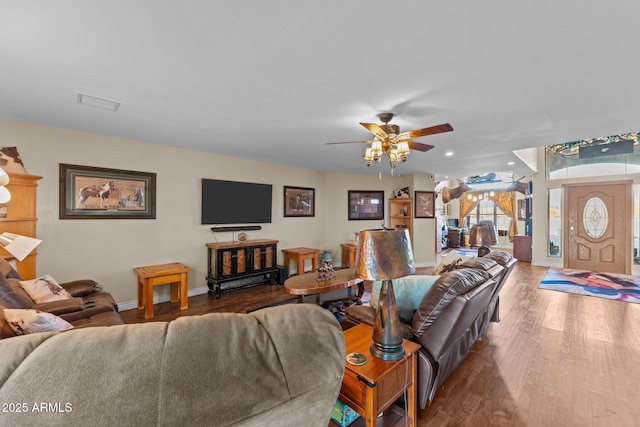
(0, 304, 345, 427)
(342, 251, 516, 409)
(0, 259, 123, 339)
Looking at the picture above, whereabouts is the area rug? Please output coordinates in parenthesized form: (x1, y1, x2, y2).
(539, 268, 640, 304)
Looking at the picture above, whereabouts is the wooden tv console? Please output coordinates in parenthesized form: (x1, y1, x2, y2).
(205, 239, 279, 298)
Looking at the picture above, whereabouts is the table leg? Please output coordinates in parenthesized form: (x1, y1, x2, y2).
(137, 279, 144, 310)
(145, 279, 155, 319)
(284, 256, 291, 276)
(170, 282, 179, 303)
(180, 272, 188, 310)
(295, 255, 302, 275)
(311, 253, 318, 272)
(365, 386, 377, 427)
(407, 354, 417, 426)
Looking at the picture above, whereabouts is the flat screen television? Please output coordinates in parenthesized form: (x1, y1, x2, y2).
(201, 179, 272, 224)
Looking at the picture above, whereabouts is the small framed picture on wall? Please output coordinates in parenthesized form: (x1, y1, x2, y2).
(415, 191, 435, 218)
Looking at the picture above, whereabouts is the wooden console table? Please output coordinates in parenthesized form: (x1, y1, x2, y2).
(206, 239, 279, 298)
(134, 262, 191, 319)
(337, 323, 420, 427)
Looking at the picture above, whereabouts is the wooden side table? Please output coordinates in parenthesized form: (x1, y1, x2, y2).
(338, 323, 421, 427)
(134, 262, 191, 319)
(340, 243, 357, 269)
(281, 247, 319, 276)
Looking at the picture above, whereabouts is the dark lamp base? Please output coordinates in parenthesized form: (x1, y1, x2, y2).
(370, 341, 405, 361)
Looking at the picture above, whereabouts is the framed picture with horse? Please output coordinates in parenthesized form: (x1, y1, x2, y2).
(59, 164, 156, 219)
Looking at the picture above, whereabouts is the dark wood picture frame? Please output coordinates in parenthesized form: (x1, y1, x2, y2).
(415, 191, 435, 218)
(348, 190, 384, 221)
(283, 186, 315, 217)
(59, 163, 156, 219)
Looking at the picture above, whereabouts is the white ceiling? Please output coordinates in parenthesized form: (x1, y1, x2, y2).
(2, 1, 639, 181)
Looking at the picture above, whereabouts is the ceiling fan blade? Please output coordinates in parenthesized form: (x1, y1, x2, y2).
(325, 140, 372, 145)
(360, 122, 388, 139)
(407, 141, 435, 152)
(397, 123, 454, 139)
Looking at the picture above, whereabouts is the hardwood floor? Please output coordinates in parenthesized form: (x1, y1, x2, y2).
(417, 262, 640, 427)
(119, 260, 640, 426)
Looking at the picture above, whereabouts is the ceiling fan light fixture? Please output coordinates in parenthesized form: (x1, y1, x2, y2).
(397, 141, 410, 155)
(371, 140, 383, 155)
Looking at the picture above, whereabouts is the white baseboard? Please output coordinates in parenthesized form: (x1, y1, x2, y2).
(118, 285, 210, 312)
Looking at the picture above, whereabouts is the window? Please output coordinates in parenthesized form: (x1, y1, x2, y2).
(548, 188, 562, 257)
(545, 132, 640, 180)
(465, 198, 510, 233)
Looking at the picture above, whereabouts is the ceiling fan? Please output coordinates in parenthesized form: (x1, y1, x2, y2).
(327, 113, 453, 173)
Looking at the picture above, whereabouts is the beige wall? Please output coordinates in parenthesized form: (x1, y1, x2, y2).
(0, 119, 434, 307)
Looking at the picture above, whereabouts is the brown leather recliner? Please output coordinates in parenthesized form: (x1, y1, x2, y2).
(342, 251, 517, 408)
(0, 259, 123, 339)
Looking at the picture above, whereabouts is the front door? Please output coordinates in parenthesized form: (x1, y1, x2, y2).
(563, 181, 632, 274)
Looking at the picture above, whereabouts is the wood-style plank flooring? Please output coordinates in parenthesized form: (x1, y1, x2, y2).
(119, 258, 640, 426)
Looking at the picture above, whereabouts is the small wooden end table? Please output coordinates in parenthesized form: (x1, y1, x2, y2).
(134, 262, 191, 319)
(338, 323, 421, 427)
(284, 268, 363, 303)
(281, 247, 320, 276)
(340, 243, 357, 268)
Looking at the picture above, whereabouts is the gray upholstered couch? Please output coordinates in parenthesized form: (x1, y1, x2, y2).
(0, 304, 346, 426)
(342, 251, 516, 409)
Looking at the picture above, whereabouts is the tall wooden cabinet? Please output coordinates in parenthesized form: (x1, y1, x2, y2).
(0, 173, 42, 279)
(389, 198, 413, 240)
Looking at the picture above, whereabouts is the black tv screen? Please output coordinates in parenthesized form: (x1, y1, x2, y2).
(201, 179, 272, 224)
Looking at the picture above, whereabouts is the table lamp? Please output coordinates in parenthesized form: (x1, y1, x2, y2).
(354, 228, 415, 360)
(0, 232, 42, 262)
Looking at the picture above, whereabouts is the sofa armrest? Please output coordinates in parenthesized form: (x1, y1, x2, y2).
(344, 305, 376, 326)
(59, 304, 118, 322)
(59, 280, 99, 297)
(31, 297, 85, 315)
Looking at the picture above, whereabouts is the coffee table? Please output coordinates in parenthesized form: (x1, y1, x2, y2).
(283, 268, 363, 303)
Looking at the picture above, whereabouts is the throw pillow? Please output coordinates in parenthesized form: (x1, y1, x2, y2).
(19, 274, 73, 304)
(370, 275, 439, 321)
(3, 309, 74, 335)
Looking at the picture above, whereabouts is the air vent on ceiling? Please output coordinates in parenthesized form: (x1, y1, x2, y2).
(76, 92, 121, 111)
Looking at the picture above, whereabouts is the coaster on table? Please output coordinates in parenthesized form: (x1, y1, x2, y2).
(346, 352, 367, 366)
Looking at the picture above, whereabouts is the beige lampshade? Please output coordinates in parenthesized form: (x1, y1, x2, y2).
(0, 186, 10, 204)
(0, 168, 9, 187)
(354, 228, 415, 280)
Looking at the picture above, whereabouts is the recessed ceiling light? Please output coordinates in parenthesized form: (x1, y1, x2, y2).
(445, 151, 454, 157)
(507, 161, 515, 165)
(77, 92, 121, 111)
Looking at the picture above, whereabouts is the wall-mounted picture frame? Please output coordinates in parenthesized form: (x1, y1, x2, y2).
(59, 163, 156, 219)
(415, 191, 435, 218)
(348, 190, 384, 221)
(517, 199, 527, 221)
(284, 186, 315, 217)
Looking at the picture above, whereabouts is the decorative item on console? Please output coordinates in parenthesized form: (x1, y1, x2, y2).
(316, 261, 336, 282)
